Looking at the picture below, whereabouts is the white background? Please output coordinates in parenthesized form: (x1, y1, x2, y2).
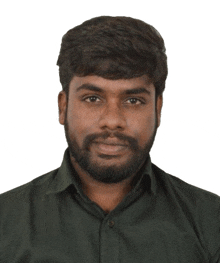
(0, 1, 219, 194)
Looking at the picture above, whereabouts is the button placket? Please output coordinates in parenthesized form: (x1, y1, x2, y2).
(100, 217, 119, 263)
(108, 219, 115, 228)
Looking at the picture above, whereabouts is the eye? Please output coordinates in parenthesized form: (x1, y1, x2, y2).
(125, 98, 143, 105)
(84, 96, 101, 103)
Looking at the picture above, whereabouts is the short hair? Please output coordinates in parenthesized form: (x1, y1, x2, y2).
(57, 16, 168, 98)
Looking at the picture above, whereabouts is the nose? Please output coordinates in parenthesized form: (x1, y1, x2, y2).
(98, 101, 127, 131)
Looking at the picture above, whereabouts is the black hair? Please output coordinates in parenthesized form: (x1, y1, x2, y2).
(57, 16, 168, 98)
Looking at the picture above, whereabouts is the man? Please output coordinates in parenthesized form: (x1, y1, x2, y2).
(0, 16, 219, 263)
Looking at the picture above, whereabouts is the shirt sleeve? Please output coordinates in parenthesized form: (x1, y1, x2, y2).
(210, 199, 220, 263)
(210, 247, 220, 263)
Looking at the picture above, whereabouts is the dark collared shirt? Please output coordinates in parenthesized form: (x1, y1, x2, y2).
(1, 148, 220, 263)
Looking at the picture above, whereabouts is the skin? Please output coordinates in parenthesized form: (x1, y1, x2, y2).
(58, 75, 163, 213)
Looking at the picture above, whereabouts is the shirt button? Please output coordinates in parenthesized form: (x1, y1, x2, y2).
(108, 220, 115, 228)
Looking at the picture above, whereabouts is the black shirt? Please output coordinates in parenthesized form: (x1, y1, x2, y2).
(1, 148, 220, 262)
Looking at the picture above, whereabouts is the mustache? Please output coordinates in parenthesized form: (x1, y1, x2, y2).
(83, 131, 139, 152)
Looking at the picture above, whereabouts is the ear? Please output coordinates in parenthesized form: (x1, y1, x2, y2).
(156, 95, 163, 128)
(58, 91, 67, 125)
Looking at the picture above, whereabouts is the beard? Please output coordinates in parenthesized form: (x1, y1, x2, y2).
(64, 114, 157, 184)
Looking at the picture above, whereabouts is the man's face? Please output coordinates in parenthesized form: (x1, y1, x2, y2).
(58, 75, 162, 184)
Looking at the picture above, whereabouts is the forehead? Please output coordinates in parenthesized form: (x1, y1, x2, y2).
(69, 75, 155, 96)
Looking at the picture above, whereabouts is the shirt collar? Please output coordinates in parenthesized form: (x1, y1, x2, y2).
(46, 148, 157, 195)
(46, 148, 81, 195)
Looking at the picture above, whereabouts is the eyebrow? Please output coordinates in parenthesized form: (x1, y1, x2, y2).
(76, 84, 151, 95)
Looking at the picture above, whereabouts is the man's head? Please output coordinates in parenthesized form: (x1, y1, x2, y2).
(57, 16, 168, 184)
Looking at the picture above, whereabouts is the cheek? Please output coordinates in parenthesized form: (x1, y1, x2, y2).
(67, 103, 99, 138)
(129, 112, 156, 144)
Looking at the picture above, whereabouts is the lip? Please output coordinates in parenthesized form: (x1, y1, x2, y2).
(92, 142, 128, 155)
(93, 139, 128, 146)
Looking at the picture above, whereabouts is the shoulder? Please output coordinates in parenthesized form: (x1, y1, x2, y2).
(152, 163, 220, 204)
(152, 163, 220, 259)
(0, 168, 59, 216)
(0, 168, 59, 258)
